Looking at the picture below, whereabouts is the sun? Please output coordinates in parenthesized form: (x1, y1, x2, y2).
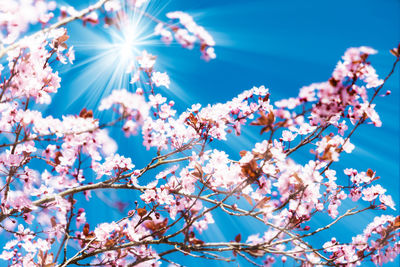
(107, 19, 144, 66)
(61, 6, 161, 110)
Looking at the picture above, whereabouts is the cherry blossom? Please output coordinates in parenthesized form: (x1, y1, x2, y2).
(151, 72, 170, 88)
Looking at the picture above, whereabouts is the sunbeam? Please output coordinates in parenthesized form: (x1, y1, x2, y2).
(58, 4, 171, 113)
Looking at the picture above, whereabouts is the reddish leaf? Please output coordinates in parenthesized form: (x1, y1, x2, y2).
(240, 150, 248, 157)
(235, 233, 241, 242)
(367, 168, 374, 178)
(79, 108, 88, 117)
(371, 176, 380, 182)
(50, 216, 57, 228)
(84, 110, 93, 118)
(54, 151, 62, 165)
(83, 223, 90, 236)
(357, 250, 365, 258)
(58, 34, 69, 44)
(105, 239, 116, 247)
(394, 216, 400, 228)
(329, 78, 339, 87)
(144, 220, 156, 231)
(137, 208, 147, 217)
(191, 163, 203, 178)
(242, 194, 253, 206)
(254, 196, 271, 209)
(241, 159, 260, 181)
(390, 48, 399, 57)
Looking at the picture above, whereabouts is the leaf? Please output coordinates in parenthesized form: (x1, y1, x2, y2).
(79, 108, 87, 117)
(250, 111, 275, 134)
(79, 108, 93, 118)
(83, 223, 90, 236)
(191, 163, 203, 179)
(293, 173, 303, 184)
(189, 231, 195, 239)
(394, 216, 400, 228)
(366, 168, 374, 178)
(241, 159, 260, 181)
(186, 113, 198, 125)
(84, 110, 93, 118)
(50, 216, 57, 228)
(260, 126, 270, 134)
(144, 218, 169, 238)
(137, 208, 147, 217)
(250, 111, 267, 126)
(144, 220, 156, 231)
(160, 218, 169, 229)
(390, 48, 399, 57)
(105, 239, 115, 247)
(371, 176, 380, 182)
(235, 233, 241, 242)
(58, 34, 69, 44)
(329, 78, 339, 87)
(242, 194, 253, 206)
(85, 232, 95, 239)
(267, 111, 275, 125)
(254, 196, 271, 209)
(54, 151, 62, 165)
(194, 163, 203, 175)
(239, 150, 248, 157)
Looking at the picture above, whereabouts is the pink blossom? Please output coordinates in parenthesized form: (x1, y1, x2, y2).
(151, 72, 170, 88)
(281, 130, 297, 142)
(154, 23, 173, 45)
(137, 50, 156, 70)
(141, 189, 157, 203)
(379, 194, 396, 210)
(362, 185, 386, 202)
(94, 222, 120, 242)
(104, 0, 121, 12)
(192, 213, 214, 234)
(342, 140, 355, 153)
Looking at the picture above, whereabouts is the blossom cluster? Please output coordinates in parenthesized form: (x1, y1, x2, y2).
(155, 11, 216, 61)
(0, 0, 56, 44)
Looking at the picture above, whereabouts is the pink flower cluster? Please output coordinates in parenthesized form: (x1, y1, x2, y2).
(0, 0, 56, 44)
(275, 46, 384, 130)
(155, 11, 216, 60)
(99, 88, 150, 136)
(323, 215, 399, 266)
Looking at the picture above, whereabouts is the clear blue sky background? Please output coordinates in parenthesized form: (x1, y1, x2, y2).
(3, 0, 400, 266)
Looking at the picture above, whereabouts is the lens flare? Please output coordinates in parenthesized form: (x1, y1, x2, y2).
(112, 25, 138, 63)
(60, 6, 162, 111)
